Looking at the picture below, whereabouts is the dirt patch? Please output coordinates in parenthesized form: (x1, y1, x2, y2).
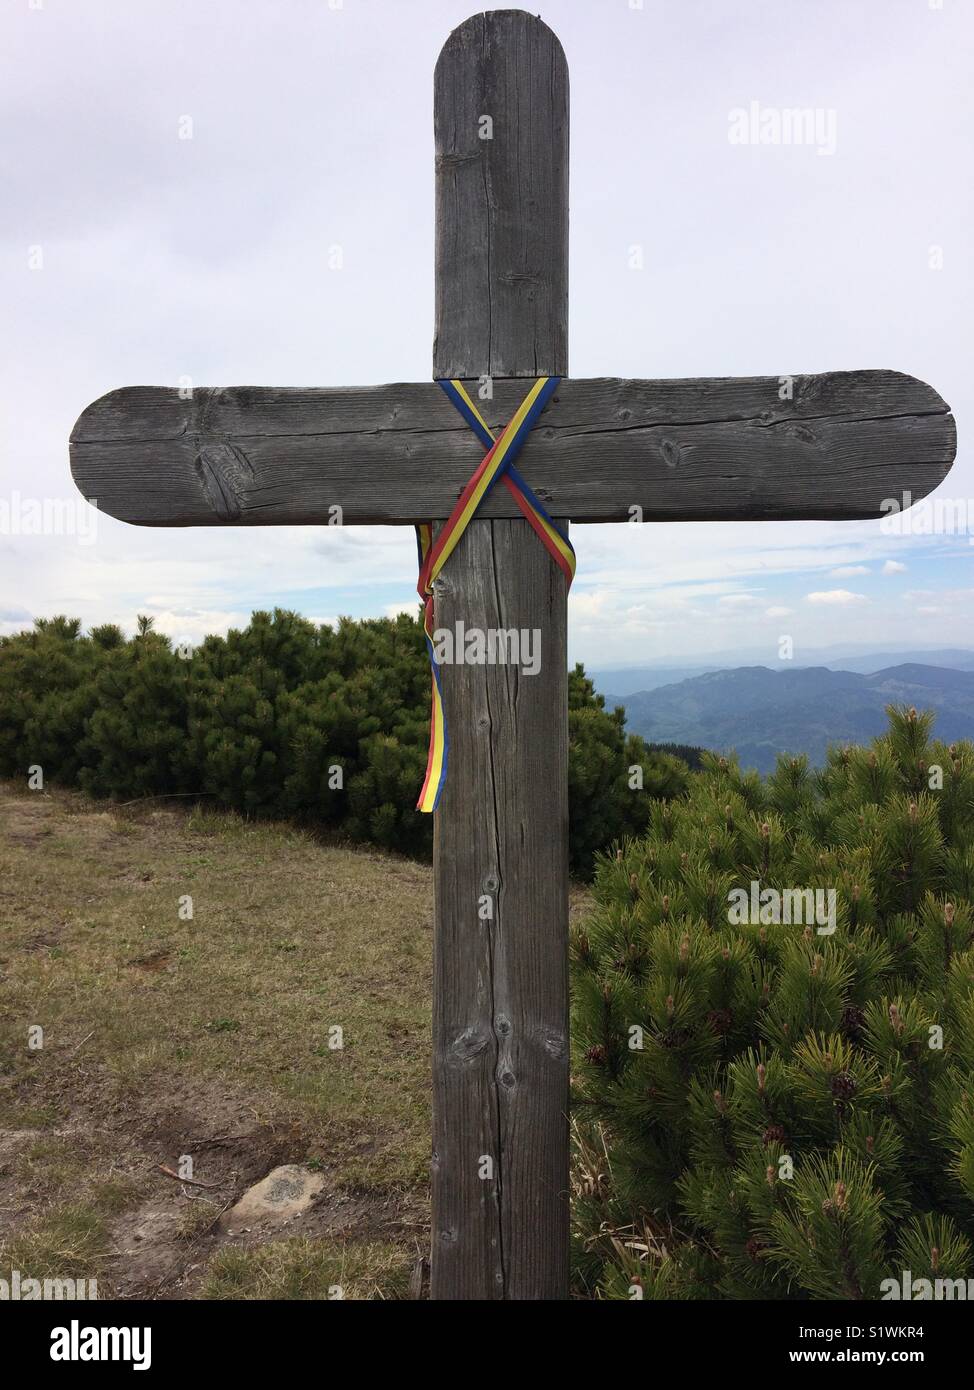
(126, 951, 173, 973)
(1, 1065, 425, 1298)
(20, 929, 65, 954)
(3, 828, 54, 848)
(0, 1127, 48, 1161)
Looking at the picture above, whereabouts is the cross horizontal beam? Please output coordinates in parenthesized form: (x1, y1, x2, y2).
(70, 369, 955, 527)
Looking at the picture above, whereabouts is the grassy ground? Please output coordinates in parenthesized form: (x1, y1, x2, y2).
(0, 782, 434, 1298)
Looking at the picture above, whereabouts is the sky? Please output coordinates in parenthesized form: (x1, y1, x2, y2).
(1, 0, 972, 671)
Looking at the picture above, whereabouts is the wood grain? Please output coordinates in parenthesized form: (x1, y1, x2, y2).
(70, 370, 956, 525)
(430, 10, 570, 1300)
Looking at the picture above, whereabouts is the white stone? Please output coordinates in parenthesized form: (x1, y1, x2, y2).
(220, 1165, 325, 1229)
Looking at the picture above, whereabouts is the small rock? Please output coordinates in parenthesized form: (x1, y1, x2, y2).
(219, 1165, 325, 1231)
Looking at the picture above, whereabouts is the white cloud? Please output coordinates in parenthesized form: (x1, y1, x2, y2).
(148, 609, 252, 641)
(2, 0, 971, 673)
(806, 590, 867, 606)
(882, 560, 907, 575)
(906, 588, 974, 605)
(571, 591, 612, 622)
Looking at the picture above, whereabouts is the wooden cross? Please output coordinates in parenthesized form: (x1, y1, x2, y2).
(69, 11, 956, 1300)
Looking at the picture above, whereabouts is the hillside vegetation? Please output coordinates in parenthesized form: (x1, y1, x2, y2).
(0, 611, 687, 877)
(574, 707, 974, 1299)
(611, 663, 974, 773)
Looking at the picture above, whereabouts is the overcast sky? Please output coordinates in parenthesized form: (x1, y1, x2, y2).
(1, 0, 971, 669)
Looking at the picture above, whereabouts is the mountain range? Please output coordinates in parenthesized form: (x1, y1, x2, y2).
(604, 662, 974, 774)
(591, 649, 974, 697)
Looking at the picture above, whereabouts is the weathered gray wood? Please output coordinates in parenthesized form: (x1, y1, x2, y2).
(430, 10, 570, 1300)
(434, 10, 568, 377)
(70, 370, 956, 526)
(431, 521, 570, 1301)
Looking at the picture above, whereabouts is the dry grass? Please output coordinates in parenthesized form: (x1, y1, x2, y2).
(0, 782, 433, 1297)
(199, 1236, 414, 1300)
(0, 781, 595, 1299)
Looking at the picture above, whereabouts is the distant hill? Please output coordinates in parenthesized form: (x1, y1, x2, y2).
(608, 664, 974, 773)
(591, 665, 719, 696)
(591, 649, 974, 697)
(820, 649, 974, 675)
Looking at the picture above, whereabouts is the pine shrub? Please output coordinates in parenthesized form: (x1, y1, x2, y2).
(0, 613, 683, 874)
(572, 707, 974, 1299)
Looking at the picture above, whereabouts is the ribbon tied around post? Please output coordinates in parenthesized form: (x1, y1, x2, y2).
(415, 377, 575, 812)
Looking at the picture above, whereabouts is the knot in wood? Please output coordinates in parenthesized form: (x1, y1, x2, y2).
(659, 438, 681, 470)
(540, 1029, 568, 1060)
(194, 442, 255, 522)
(448, 1026, 491, 1066)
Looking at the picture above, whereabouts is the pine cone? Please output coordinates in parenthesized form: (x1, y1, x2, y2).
(830, 1070, 857, 1100)
(585, 1044, 607, 1065)
(839, 1005, 866, 1041)
(706, 1008, 733, 1036)
(762, 1123, 787, 1146)
(745, 1236, 767, 1261)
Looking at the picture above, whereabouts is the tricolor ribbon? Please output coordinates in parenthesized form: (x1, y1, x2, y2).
(415, 377, 575, 813)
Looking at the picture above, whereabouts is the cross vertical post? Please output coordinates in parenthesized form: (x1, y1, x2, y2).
(431, 12, 571, 1299)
